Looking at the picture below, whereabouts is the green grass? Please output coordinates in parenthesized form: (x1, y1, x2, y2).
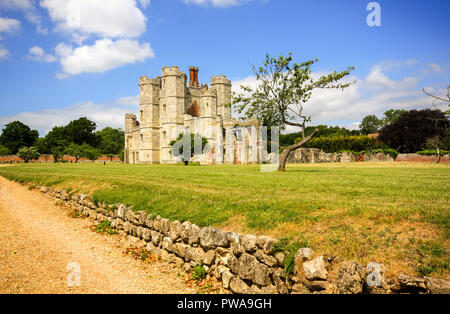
(0, 162, 448, 277)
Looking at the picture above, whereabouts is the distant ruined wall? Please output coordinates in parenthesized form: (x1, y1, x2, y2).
(0, 154, 121, 163)
(35, 184, 450, 294)
(287, 149, 450, 163)
(287, 148, 357, 163)
(395, 154, 450, 163)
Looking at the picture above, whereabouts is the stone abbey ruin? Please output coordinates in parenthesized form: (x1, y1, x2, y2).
(125, 66, 263, 164)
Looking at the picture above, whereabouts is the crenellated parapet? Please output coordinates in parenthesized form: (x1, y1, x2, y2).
(161, 66, 186, 77)
(210, 75, 231, 120)
(211, 75, 231, 86)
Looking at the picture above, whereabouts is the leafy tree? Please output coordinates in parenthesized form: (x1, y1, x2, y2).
(17, 147, 40, 163)
(423, 135, 445, 163)
(82, 143, 100, 162)
(379, 109, 449, 153)
(359, 115, 382, 134)
(382, 109, 407, 126)
(45, 125, 70, 157)
(51, 147, 65, 163)
(169, 133, 208, 165)
(96, 127, 124, 155)
(0, 144, 11, 156)
(233, 53, 354, 171)
(65, 117, 100, 147)
(359, 110, 407, 135)
(64, 143, 85, 163)
(35, 137, 51, 154)
(0, 121, 39, 154)
(65, 143, 100, 162)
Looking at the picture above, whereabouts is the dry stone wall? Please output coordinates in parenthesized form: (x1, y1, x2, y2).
(39, 185, 450, 294)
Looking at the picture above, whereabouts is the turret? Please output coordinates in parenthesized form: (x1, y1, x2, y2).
(139, 76, 161, 127)
(200, 86, 217, 117)
(160, 66, 188, 163)
(210, 75, 232, 120)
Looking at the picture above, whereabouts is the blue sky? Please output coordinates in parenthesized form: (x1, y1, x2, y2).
(0, 0, 449, 135)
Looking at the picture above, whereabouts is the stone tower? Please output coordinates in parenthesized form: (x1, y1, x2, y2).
(210, 76, 232, 121)
(160, 66, 187, 163)
(138, 75, 161, 163)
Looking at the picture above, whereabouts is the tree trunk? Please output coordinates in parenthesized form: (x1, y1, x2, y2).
(436, 147, 441, 164)
(278, 129, 318, 172)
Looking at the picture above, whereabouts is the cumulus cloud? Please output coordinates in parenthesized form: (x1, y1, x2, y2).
(24, 0, 155, 77)
(40, 0, 147, 43)
(231, 62, 445, 133)
(0, 98, 138, 136)
(54, 39, 154, 77)
(0, 45, 9, 59)
(424, 63, 443, 73)
(0, 17, 21, 33)
(0, 0, 47, 34)
(182, 0, 254, 7)
(138, 0, 151, 9)
(27, 45, 57, 62)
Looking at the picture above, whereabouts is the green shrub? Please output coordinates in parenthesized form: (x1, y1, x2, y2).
(192, 265, 207, 281)
(370, 148, 399, 159)
(416, 150, 450, 156)
(0, 144, 11, 156)
(17, 146, 41, 163)
(298, 135, 384, 153)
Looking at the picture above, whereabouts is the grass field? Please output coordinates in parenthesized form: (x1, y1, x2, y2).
(0, 162, 448, 278)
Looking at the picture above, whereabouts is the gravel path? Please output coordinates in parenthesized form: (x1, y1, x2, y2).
(0, 175, 196, 294)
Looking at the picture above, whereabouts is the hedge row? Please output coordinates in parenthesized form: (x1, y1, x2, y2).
(297, 135, 385, 153)
(416, 150, 450, 156)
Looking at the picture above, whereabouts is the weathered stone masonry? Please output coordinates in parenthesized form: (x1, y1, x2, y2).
(39, 185, 450, 294)
(125, 66, 263, 165)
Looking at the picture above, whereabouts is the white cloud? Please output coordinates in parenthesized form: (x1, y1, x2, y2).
(54, 38, 154, 77)
(182, 0, 254, 7)
(424, 63, 443, 73)
(138, 0, 151, 9)
(24, 0, 154, 77)
(0, 98, 138, 136)
(40, 0, 147, 42)
(0, 45, 9, 59)
(27, 45, 57, 62)
(0, 17, 21, 33)
(0, 0, 47, 34)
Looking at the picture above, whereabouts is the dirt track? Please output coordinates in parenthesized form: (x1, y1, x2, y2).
(0, 175, 196, 294)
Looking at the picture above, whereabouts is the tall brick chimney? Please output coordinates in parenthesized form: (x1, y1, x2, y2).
(189, 66, 199, 87)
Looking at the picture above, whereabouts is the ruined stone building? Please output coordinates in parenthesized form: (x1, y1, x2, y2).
(124, 66, 263, 164)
